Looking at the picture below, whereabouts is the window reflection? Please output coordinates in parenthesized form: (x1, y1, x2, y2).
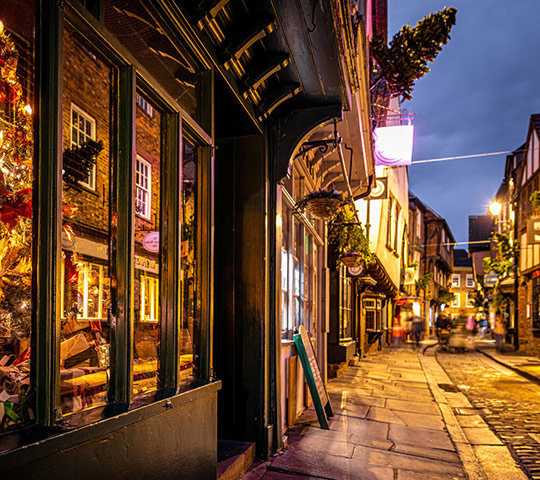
(133, 92, 161, 399)
(60, 24, 113, 421)
(180, 139, 198, 386)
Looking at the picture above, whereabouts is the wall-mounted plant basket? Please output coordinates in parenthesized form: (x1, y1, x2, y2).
(298, 190, 343, 220)
(339, 252, 362, 268)
(63, 140, 103, 189)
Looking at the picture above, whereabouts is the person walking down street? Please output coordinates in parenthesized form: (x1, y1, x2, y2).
(493, 313, 507, 353)
(411, 316, 424, 350)
(391, 315, 403, 345)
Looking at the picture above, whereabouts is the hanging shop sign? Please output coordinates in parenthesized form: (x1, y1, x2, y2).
(400, 267, 416, 285)
(484, 271, 498, 287)
(142, 232, 160, 253)
(347, 264, 364, 276)
(373, 125, 414, 167)
(369, 177, 388, 200)
(293, 325, 333, 429)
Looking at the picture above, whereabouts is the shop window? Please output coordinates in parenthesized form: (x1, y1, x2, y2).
(71, 104, 97, 190)
(386, 197, 394, 249)
(339, 266, 352, 339)
(393, 203, 401, 252)
(136, 155, 152, 219)
(133, 90, 162, 399)
(533, 277, 540, 331)
(180, 138, 199, 386)
(0, 9, 35, 432)
(466, 274, 475, 288)
(61, 29, 113, 421)
(451, 274, 460, 288)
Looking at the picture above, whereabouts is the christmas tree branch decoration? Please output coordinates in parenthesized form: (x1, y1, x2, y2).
(63, 139, 103, 188)
(370, 7, 457, 101)
(0, 19, 34, 431)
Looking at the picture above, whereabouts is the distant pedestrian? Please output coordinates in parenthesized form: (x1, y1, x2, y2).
(411, 316, 424, 350)
(391, 315, 402, 345)
(493, 313, 507, 353)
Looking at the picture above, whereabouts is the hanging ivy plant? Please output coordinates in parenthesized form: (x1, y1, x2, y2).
(483, 232, 519, 280)
(328, 206, 374, 268)
(438, 288, 455, 306)
(63, 140, 103, 189)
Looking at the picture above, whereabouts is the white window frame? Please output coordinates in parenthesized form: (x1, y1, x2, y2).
(140, 273, 159, 323)
(451, 294, 460, 308)
(451, 273, 460, 288)
(136, 94, 154, 117)
(466, 274, 475, 288)
(136, 155, 152, 220)
(466, 293, 474, 308)
(70, 103, 97, 190)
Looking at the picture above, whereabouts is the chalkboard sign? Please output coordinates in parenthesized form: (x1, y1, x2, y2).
(293, 325, 333, 429)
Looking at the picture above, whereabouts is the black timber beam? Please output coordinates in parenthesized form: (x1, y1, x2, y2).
(270, 105, 342, 181)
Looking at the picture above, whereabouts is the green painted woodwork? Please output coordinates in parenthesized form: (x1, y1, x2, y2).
(293, 325, 333, 429)
(33, 0, 64, 426)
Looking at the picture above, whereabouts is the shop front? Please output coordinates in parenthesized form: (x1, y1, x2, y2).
(0, 3, 218, 478)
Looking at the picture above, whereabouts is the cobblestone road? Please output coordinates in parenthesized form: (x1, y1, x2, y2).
(436, 350, 540, 479)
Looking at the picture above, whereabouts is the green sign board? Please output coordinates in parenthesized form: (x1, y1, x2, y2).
(293, 325, 333, 429)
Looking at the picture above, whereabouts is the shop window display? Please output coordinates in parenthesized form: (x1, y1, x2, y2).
(133, 92, 162, 399)
(60, 25, 113, 422)
(0, 13, 35, 432)
(180, 139, 198, 386)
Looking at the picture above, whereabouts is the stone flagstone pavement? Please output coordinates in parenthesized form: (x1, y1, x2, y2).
(242, 347, 527, 480)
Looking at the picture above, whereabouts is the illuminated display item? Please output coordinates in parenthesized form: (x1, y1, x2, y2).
(374, 125, 414, 166)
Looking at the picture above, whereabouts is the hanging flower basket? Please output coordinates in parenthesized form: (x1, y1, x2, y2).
(339, 252, 363, 268)
(298, 190, 343, 220)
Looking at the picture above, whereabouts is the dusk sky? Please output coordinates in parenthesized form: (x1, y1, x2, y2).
(388, 1, 540, 245)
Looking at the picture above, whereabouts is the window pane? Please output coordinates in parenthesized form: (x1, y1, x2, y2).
(134, 92, 161, 400)
(180, 139, 199, 387)
(61, 24, 112, 423)
(0, 3, 36, 432)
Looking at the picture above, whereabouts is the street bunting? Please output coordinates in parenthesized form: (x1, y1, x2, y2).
(293, 325, 333, 429)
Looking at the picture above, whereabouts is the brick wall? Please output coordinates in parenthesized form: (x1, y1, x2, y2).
(135, 102, 161, 247)
(62, 25, 111, 237)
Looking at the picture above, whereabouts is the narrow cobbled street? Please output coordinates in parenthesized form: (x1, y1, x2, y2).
(437, 349, 540, 479)
(244, 345, 529, 480)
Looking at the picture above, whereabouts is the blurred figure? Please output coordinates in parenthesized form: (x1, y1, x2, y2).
(411, 315, 424, 350)
(391, 314, 403, 345)
(493, 313, 507, 353)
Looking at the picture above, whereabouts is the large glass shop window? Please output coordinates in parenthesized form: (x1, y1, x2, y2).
(133, 91, 162, 399)
(0, 4, 35, 432)
(60, 24, 113, 422)
(281, 203, 292, 339)
(180, 138, 198, 387)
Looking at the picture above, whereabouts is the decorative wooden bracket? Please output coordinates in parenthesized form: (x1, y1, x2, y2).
(222, 17, 276, 69)
(242, 54, 290, 99)
(257, 84, 301, 122)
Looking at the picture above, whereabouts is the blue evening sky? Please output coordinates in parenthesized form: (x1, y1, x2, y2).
(388, 1, 540, 245)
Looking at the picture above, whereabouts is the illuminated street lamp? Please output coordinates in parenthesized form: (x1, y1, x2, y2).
(489, 201, 502, 216)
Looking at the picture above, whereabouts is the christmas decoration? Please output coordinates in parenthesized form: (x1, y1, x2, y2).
(370, 7, 457, 101)
(0, 19, 33, 431)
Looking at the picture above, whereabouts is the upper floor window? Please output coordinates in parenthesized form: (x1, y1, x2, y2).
(466, 293, 474, 308)
(136, 155, 152, 219)
(451, 294, 460, 308)
(137, 94, 154, 117)
(71, 103, 97, 190)
(466, 274, 475, 288)
(451, 273, 460, 288)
